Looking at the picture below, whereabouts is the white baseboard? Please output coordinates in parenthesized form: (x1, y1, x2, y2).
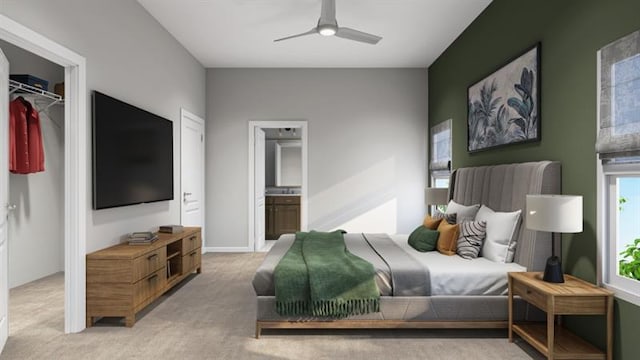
(204, 246, 253, 253)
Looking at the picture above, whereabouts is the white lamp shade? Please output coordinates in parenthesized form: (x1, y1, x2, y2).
(425, 187, 449, 206)
(526, 195, 583, 233)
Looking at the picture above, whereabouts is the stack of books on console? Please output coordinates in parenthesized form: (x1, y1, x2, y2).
(158, 224, 184, 234)
(127, 232, 158, 245)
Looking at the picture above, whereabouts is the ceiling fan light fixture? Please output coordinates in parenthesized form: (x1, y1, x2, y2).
(318, 24, 337, 36)
(274, 0, 381, 44)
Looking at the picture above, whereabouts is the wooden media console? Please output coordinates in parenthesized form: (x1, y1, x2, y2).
(86, 227, 202, 327)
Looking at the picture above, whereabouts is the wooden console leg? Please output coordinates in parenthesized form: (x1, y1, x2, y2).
(197, 266, 201, 274)
(86, 316, 93, 328)
(255, 322, 261, 339)
(125, 315, 135, 327)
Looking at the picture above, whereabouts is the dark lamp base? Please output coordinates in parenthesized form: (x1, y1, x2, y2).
(543, 256, 564, 283)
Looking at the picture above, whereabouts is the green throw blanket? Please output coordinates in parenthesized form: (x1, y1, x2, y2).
(274, 230, 380, 317)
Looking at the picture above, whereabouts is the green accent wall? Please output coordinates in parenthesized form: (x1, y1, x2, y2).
(428, 1, 640, 358)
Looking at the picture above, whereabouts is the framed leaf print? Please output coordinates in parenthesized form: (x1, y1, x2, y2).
(467, 43, 541, 153)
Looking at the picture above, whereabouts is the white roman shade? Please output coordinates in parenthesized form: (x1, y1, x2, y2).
(430, 119, 452, 171)
(596, 29, 640, 162)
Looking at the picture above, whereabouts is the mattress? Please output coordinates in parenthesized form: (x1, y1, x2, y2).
(253, 232, 525, 297)
(390, 234, 526, 295)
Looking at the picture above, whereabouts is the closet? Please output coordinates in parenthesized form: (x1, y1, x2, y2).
(1, 39, 65, 289)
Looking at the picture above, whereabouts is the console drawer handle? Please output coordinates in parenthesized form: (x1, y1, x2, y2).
(148, 274, 158, 282)
(191, 252, 196, 257)
(189, 236, 196, 242)
(147, 254, 158, 261)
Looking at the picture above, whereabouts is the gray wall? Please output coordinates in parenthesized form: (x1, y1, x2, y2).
(1, 0, 206, 253)
(2, 40, 65, 287)
(206, 69, 428, 248)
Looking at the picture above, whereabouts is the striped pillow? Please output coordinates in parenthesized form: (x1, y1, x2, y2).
(457, 220, 487, 259)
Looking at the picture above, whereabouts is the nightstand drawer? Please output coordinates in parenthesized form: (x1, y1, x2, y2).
(554, 296, 607, 314)
(512, 279, 547, 311)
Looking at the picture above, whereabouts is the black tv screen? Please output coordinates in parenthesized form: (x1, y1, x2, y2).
(92, 91, 173, 210)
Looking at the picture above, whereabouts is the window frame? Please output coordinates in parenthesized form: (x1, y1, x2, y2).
(429, 119, 452, 187)
(597, 161, 640, 306)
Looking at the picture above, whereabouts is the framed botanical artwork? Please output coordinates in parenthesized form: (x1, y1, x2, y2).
(467, 43, 541, 153)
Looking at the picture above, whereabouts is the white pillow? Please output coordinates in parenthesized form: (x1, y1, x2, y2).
(476, 205, 522, 263)
(445, 200, 480, 223)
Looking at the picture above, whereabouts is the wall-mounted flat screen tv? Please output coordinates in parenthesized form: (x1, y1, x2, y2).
(92, 91, 173, 210)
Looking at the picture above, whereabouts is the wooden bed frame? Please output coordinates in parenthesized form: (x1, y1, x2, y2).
(255, 320, 507, 338)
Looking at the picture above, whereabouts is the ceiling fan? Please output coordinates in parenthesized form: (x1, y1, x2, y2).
(274, 0, 382, 45)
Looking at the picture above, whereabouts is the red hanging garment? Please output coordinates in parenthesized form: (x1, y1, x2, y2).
(9, 97, 30, 174)
(26, 101, 45, 173)
(8, 97, 45, 174)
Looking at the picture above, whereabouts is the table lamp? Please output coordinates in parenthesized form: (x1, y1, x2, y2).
(425, 187, 449, 214)
(526, 194, 583, 283)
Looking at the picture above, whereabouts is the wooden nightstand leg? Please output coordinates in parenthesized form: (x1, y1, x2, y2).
(547, 296, 555, 360)
(86, 316, 93, 328)
(508, 275, 513, 342)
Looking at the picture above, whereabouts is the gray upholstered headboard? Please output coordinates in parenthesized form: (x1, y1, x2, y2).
(449, 161, 561, 271)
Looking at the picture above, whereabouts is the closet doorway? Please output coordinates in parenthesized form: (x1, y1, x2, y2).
(2, 38, 66, 339)
(0, 14, 87, 340)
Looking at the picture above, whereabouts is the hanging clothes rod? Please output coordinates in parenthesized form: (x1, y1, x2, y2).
(9, 79, 64, 110)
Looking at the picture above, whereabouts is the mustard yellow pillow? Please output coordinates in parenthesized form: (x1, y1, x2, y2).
(423, 216, 443, 230)
(436, 221, 459, 256)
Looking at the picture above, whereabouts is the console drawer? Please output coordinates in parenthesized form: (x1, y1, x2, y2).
(134, 267, 166, 306)
(133, 247, 166, 281)
(182, 249, 201, 273)
(182, 232, 201, 254)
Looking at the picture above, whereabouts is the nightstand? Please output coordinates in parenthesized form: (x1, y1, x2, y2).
(508, 272, 613, 360)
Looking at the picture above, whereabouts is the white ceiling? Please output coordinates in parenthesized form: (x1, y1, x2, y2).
(137, 0, 492, 68)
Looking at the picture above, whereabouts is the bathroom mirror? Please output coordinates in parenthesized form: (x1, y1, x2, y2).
(275, 140, 302, 186)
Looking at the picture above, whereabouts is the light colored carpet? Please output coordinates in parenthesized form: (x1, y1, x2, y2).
(1, 253, 542, 360)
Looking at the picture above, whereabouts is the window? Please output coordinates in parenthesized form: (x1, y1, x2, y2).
(602, 167, 640, 305)
(430, 119, 452, 189)
(597, 30, 640, 306)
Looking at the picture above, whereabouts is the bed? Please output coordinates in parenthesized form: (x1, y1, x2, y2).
(253, 161, 560, 337)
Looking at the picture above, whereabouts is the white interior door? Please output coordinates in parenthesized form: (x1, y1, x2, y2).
(254, 128, 266, 251)
(180, 109, 205, 244)
(0, 48, 10, 352)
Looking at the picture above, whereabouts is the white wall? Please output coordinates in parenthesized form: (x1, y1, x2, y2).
(206, 69, 428, 248)
(1, 0, 206, 253)
(2, 40, 65, 287)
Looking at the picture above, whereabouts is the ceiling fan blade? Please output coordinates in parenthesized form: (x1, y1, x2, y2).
(274, 28, 317, 42)
(320, 0, 336, 23)
(335, 27, 382, 45)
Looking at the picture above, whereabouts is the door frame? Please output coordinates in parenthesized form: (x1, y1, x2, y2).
(253, 128, 266, 252)
(0, 14, 87, 333)
(248, 120, 308, 252)
(180, 108, 205, 250)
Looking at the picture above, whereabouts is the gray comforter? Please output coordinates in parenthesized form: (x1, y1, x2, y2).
(252, 233, 430, 297)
